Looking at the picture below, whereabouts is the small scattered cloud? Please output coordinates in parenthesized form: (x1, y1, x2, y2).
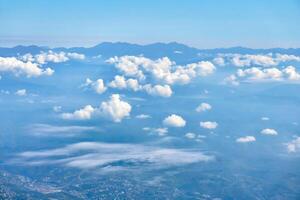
(285, 137, 300, 153)
(82, 78, 107, 94)
(136, 114, 151, 119)
(185, 132, 196, 139)
(236, 136, 256, 143)
(261, 128, 278, 135)
(200, 121, 218, 129)
(15, 89, 27, 96)
(163, 114, 186, 127)
(196, 103, 212, 112)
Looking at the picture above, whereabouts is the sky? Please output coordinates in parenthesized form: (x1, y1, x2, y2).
(0, 0, 300, 48)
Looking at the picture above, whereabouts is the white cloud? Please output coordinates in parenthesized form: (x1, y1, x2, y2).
(99, 94, 131, 122)
(185, 132, 196, 139)
(16, 142, 214, 170)
(286, 137, 300, 153)
(224, 74, 239, 86)
(200, 121, 218, 129)
(61, 105, 95, 120)
(261, 117, 270, 121)
(66, 52, 85, 60)
(136, 114, 151, 119)
(261, 128, 278, 135)
(28, 124, 95, 137)
(0, 56, 54, 77)
(109, 75, 141, 91)
(143, 84, 173, 97)
(83, 78, 107, 94)
(226, 65, 300, 84)
(236, 136, 256, 143)
(53, 106, 62, 112)
(21, 51, 85, 64)
(107, 56, 216, 85)
(282, 66, 300, 81)
(153, 128, 168, 136)
(231, 54, 277, 67)
(213, 57, 225, 66)
(15, 89, 26, 96)
(163, 114, 186, 127)
(196, 103, 212, 112)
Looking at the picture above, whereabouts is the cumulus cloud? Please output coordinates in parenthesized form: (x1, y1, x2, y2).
(196, 103, 212, 112)
(163, 114, 186, 127)
(225, 65, 300, 84)
(109, 75, 141, 91)
(15, 89, 27, 96)
(98, 94, 131, 122)
(153, 128, 168, 136)
(143, 84, 173, 97)
(61, 94, 131, 122)
(261, 128, 278, 135)
(21, 51, 85, 64)
(15, 142, 214, 170)
(285, 137, 300, 153)
(200, 121, 218, 129)
(83, 78, 107, 94)
(61, 105, 95, 120)
(236, 136, 256, 143)
(107, 56, 216, 85)
(0, 56, 54, 77)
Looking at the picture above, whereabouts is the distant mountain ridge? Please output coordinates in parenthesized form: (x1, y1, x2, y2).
(1, 42, 300, 60)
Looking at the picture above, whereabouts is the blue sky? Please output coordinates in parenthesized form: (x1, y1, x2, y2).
(1, 0, 300, 48)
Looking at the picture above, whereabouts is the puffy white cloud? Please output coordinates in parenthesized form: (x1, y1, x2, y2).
(200, 121, 218, 129)
(226, 65, 300, 84)
(0, 56, 54, 77)
(275, 54, 300, 62)
(109, 75, 141, 91)
(99, 94, 131, 122)
(143, 84, 173, 97)
(66, 52, 85, 60)
(185, 132, 196, 139)
(15, 89, 26, 96)
(213, 57, 225, 66)
(282, 66, 300, 81)
(196, 103, 212, 112)
(261, 128, 278, 135)
(21, 51, 85, 64)
(286, 137, 300, 153)
(61, 94, 131, 122)
(61, 105, 94, 120)
(163, 114, 186, 127)
(231, 54, 277, 67)
(136, 114, 151, 119)
(107, 56, 216, 85)
(83, 78, 107, 94)
(236, 136, 256, 143)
